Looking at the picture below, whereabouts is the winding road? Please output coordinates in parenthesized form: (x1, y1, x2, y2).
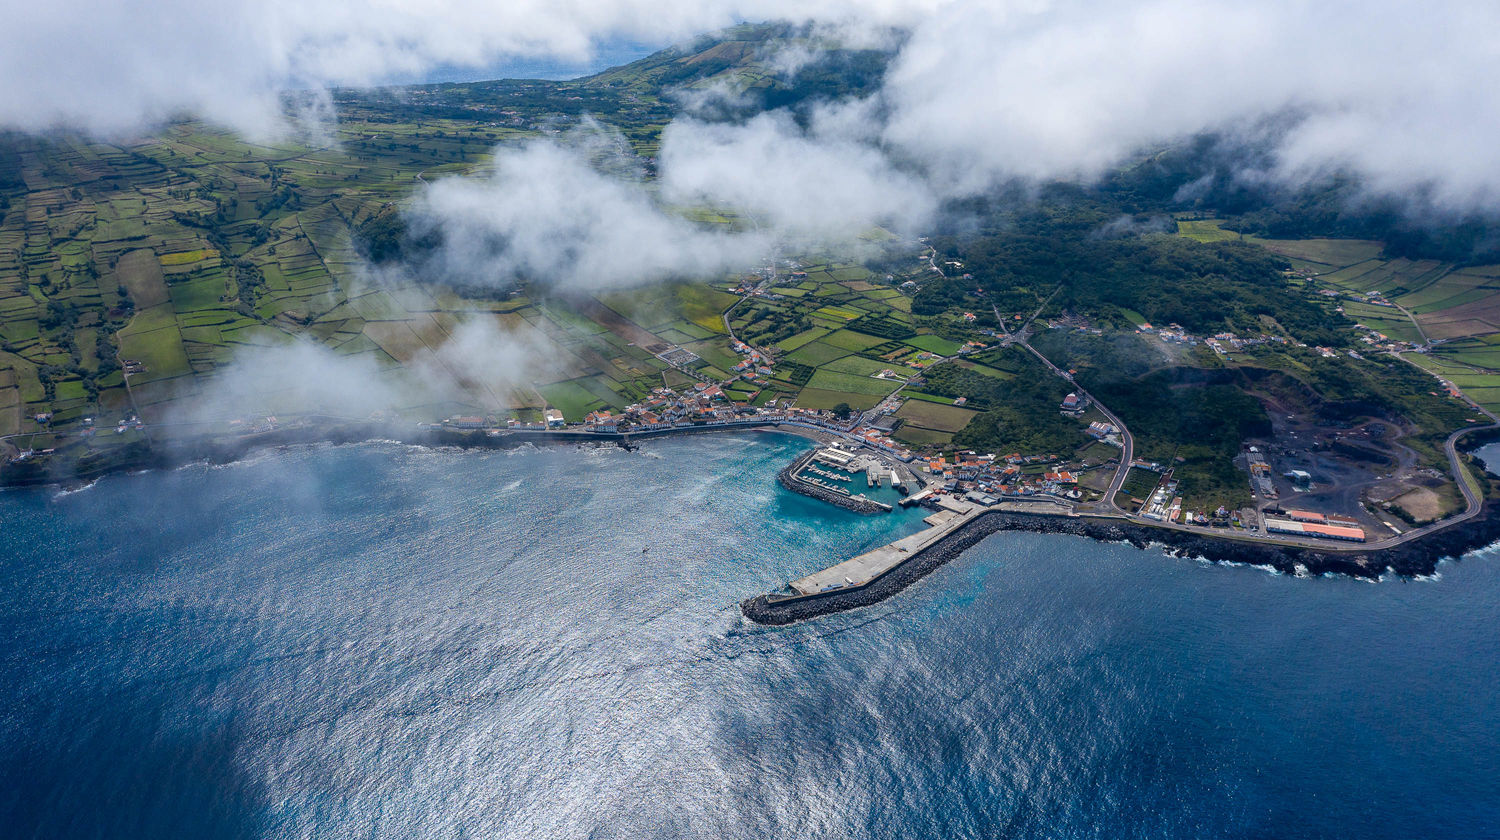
(1015, 312, 1495, 552)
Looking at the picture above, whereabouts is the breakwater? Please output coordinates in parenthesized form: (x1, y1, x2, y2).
(743, 508, 1007, 624)
(743, 503, 1500, 624)
(776, 450, 889, 514)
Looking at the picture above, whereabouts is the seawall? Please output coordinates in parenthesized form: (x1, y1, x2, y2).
(742, 502, 1500, 625)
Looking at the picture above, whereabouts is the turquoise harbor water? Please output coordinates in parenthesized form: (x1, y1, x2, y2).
(2, 432, 1498, 838)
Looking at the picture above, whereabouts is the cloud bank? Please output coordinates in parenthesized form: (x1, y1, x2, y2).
(408, 132, 772, 291)
(879, 0, 1500, 209)
(8, 1, 1497, 208)
(366, 0, 1500, 297)
(0, 0, 934, 138)
(176, 316, 559, 422)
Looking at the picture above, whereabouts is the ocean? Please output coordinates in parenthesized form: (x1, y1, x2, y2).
(2, 432, 1497, 838)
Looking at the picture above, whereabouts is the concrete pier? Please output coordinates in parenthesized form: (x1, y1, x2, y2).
(790, 499, 985, 594)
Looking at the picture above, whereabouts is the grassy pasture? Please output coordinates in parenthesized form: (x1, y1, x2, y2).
(902, 334, 963, 355)
(159, 249, 218, 266)
(1436, 349, 1500, 369)
(1254, 237, 1384, 268)
(118, 325, 192, 382)
(813, 305, 862, 321)
(784, 340, 851, 367)
(774, 327, 829, 352)
(821, 329, 889, 352)
(115, 249, 169, 309)
(1176, 219, 1240, 243)
(821, 355, 893, 377)
(1394, 272, 1492, 309)
(803, 368, 901, 397)
(538, 380, 609, 420)
(792, 387, 882, 411)
(894, 399, 978, 432)
(1320, 259, 1385, 286)
(892, 425, 953, 446)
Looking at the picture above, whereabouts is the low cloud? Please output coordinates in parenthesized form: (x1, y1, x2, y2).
(879, 0, 1500, 210)
(660, 109, 936, 242)
(405, 109, 943, 293)
(408, 131, 772, 291)
(174, 315, 558, 424)
(7, 1, 1498, 211)
(0, 0, 935, 139)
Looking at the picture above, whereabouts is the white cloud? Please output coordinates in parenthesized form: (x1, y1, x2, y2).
(408, 133, 772, 290)
(879, 0, 1500, 208)
(660, 109, 935, 240)
(6, 0, 1497, 228)
(0, 0, 940, 138)
(175, 315, 557, 422)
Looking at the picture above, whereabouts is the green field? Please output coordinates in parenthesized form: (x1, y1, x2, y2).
(774, 327, 828, 351)
(803, 368, 902, 397)
(784, 340, 853, 367)
(821, 329, 889, 352)
(892, 425, 954, 446)
(902, 334, 963, 356)
(820, 355, 892, 377)
(1176, 219, 1241, 243)
(537, 380, 612, 420)
(894, 399, 978, 433)
(793, 387, 883, 411)
(1253, 237, 1385, 268)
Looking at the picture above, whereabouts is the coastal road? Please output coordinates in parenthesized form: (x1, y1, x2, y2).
(1011, 322, 1497, 548)
(1071, 416, 1500, 553)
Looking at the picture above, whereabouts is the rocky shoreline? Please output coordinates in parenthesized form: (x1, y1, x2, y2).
(775, 450, 889, 514)
(742, 501, 1500, 625)
(0, 418, 825, 489)
(14, 418, 1500, 626)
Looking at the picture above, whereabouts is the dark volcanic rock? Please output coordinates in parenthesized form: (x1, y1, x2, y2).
(742, 503, 1500, 625)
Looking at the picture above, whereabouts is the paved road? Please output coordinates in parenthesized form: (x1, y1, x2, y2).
(1080, 416, 1497, 552)
(1389, 299, 1431, 346)
(1014, 336, 1136, 514)
(1014, 329, 1500, 550)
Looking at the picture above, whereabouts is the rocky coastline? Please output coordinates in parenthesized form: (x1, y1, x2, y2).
(13, 417, 1500, 622)
(743, 501, 1500, 625)
(0, 418, 814, 489)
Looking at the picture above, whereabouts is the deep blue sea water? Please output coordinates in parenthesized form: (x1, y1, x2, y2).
(2, 432, 1498, 839)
